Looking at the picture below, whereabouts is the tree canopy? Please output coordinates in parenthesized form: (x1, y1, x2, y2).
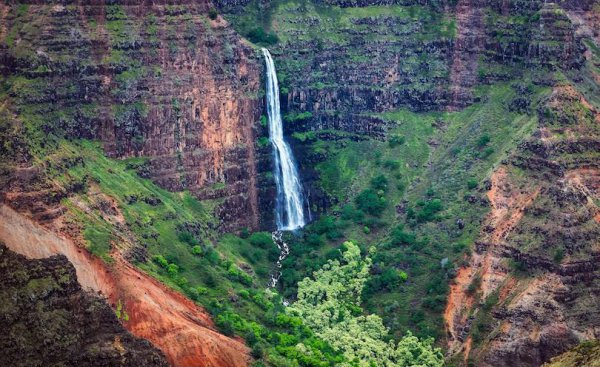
(287, 241, 444, 367)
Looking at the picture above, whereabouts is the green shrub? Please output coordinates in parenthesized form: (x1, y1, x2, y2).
(249, 232, 274, 249)
(205, 247, 220, 265)
(208, 7, 218, 20)
(178, 231, 199, 246)
(252, 294, 273, 310)
(176, 276, 188, 287)
(553, 248, 565, 263)
(246, 27, 279, 45)
(415, 199, 443, 223)
(312, 215, 337, 236)
(240, 227, 250, 238)
(167, 263, 179, 276)
(239, 289, 250, 299)
(304, 233, 325, 249)
(482, 147, 494, 158)
(389, 134, 406, 147)
(422, 295, 446, 312)
(370, 174, 388, 191)
(257, 137, 270, 147)
(153, 254, 168, 268)
(467, 178, 478, 189)
(466, 274, 481, 295)
(191, 245, 203, 255)
(284, 111, 313, 123)
(383, 160, 401, 170)
(477, 134, 491, 147)
(389, 226, 417, 246)
(187, 287, 199, 300)
(216, 315, 235, 336)
(251, 345, 264, 359)
(509, 259, 528, 274)
(341, 204, 364, 223)
(355, 189, 387, 216)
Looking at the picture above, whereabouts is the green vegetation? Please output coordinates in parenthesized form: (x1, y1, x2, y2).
(208, 8, 218, 20)
(246, 27, 279, 45)
(544, 340, 600, 367)
(115, 299, 130, 321)
(276, 81, 549, 341)
(43, 140, 348, 365)
(288, 242, 443, 366)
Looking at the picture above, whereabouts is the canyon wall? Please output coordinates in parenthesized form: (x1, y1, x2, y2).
(218, 0, 591, 216)
(0, 0, 264, 232)
(445, 85, 600, 366)
(219, 0, 599, 365)
(0, 1, 264, 365)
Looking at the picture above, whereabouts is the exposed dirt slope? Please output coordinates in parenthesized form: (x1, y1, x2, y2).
(0, 204, 251, 367)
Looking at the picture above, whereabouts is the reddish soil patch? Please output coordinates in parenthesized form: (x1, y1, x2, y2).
(445, 265, 475, 344)
(0, 204, 250, 367)
(486, 167, 540, 242)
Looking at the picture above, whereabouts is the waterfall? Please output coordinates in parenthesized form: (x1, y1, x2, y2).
(262, 48, 307, 231)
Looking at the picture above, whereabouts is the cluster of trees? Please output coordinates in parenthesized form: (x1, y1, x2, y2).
(287, 242, 444, 367)
(355, 174, 389, 216)
(246, 27, 279, 45)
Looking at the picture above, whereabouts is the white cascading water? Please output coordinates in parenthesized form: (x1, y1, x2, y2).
(263, 49, 307, 290)
(262, 48, 307, 231)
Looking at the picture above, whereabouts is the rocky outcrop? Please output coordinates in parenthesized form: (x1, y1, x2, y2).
(447, 0, 485, 110)
(445, 85, 600, 366)
(0, 242, 169, 367)
(0, 1, 263, 231)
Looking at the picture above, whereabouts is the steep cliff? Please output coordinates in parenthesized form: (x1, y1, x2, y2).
(0, 1, 265, 365)
(0, 1, 263, 231)
(445, 84, 600, 366)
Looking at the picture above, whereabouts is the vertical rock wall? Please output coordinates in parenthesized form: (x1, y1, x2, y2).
(0, 1, 263, 231)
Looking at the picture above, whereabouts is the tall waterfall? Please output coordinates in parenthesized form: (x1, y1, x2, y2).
(262, 48, 307, 231)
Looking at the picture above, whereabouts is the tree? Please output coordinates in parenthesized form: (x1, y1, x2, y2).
(355, 189, 387, 216)
(287, 242, 443, 367)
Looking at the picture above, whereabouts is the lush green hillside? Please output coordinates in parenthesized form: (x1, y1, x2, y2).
(276, 81, 549, 340)
(1, 0, 599, 366)
(37, 139, 441, 366)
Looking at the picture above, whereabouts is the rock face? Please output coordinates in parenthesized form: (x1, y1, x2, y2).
(0, 1, 263, 232)
(445, 85, 600, 366)
(266, 0, 587, 133)
(217, 0, 590, 216)
(0, 242, 169, 367)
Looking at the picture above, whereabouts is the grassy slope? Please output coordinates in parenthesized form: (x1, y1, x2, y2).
(44, 140, 346, 366)
(543, 341, 600, 367)
(278, 82, 549, 340)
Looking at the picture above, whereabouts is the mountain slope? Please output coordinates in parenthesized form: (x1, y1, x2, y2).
(0, 204, 251, 367)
